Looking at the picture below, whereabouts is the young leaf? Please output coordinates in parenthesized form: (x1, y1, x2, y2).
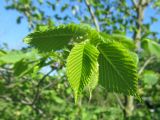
(142, 39, 160, 58)
(67, 42, 99, 102)
(24, 24, 91, 52)
(98, 42, 138, 96)
(142, 70, 159, 86)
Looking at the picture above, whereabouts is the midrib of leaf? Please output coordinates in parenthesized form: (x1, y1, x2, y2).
(98, 48, 132, 91)
(78, 45, 85, 93)
(70, 44, 92, 102)
(78, 45, 93, 93)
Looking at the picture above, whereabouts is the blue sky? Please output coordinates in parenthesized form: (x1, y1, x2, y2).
(0, 0, 80, 49)
(0, 0, 159, 50)
(0, 0, 29, 49)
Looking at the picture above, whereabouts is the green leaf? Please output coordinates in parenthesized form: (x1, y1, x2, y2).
(0, 51, 25, 65)
(66, 42, 99, 102)
(98, 42, 138, 96)
(13, 59, 29, 77)
(13, 59, 37, 77)
(111, 34, 135, 50)
(142, 39, 160, 58)
(0, 50, 37, 65)
(87, 63, 99, 90)
(129, 52, 139, 66)
(24, 24, 92, 52)
(100, 33, 136, 50)
(88, 30, 105, 46)
(61, 4, 69, 12)
(142, 70, 159, 86)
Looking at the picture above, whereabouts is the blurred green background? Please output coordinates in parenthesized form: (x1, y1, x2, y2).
(0, 0, 160, 120)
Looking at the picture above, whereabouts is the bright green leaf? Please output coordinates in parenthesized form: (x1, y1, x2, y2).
(130, 51, 139, 66)
(100, 33, 136, 50)
(67, 42, 99, 102)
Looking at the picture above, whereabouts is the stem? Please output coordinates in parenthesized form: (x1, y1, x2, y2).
(114, 93, 125, 110)
(88, 88, 92, 103)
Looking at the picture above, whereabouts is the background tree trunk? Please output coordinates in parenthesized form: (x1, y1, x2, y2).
(124, 0, 151, 119)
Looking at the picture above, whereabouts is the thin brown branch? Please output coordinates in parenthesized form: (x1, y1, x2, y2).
(31, 69, 54, 105)
(84, 0, 100, 31)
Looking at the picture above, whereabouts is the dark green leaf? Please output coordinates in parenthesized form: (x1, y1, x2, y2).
(98, 42, 138, 96)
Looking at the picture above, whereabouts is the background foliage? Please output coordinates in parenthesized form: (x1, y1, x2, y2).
(0, 0, 160, 120)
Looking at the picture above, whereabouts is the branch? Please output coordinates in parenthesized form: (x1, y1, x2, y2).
(84, 0, 100, 31)
(31, 69, 54, 105)
(0, 95, 11, 101)
(132, 0, 138, 8)
(138, 56, 154, 75)
(142, 0, 151, 7)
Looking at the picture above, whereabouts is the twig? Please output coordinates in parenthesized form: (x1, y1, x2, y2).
(114, 93, 125, 110)
(31, 69, 54, 105)
(43, 81, 55, 90)
(88, 87, 92, 103)
(138, 56, 154, 75)
(0, 95, 11, 101)
(84, 0, 100, 31)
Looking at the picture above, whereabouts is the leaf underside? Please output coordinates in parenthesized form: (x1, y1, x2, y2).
(24, 24, 92, 52)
